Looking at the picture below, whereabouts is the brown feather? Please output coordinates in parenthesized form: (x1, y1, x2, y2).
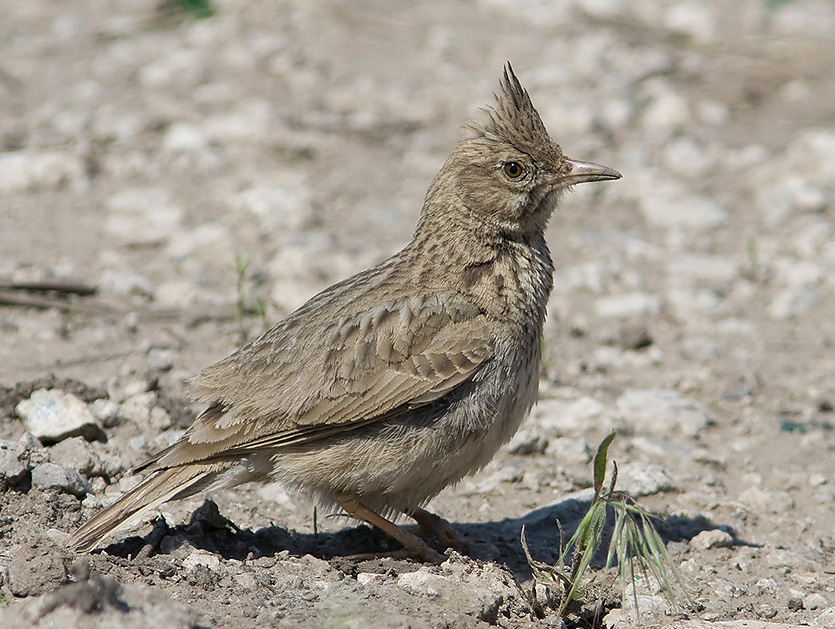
(69, 64, 620, 556)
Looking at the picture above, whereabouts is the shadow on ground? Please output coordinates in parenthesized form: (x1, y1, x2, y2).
(96, 496, 727, 581)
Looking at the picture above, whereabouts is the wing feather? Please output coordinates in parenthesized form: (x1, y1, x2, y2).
(147, 292, 494, 471)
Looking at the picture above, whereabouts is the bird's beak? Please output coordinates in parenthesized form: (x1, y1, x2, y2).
(558, 159, 622, 188)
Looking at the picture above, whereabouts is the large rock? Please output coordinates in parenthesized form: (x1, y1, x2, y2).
(16, 389, 105, 444)
(30, 463, 92, 498)
(0, 440, 27, 489)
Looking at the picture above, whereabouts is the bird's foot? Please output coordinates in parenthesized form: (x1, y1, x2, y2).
(409, 507, 467, 551)
(336, 496, 446, 564)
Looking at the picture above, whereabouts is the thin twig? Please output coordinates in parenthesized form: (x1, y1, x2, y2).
(0, 290, 79, 311)
(0, 279, 97, 295)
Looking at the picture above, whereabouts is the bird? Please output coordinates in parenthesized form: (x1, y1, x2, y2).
(68, 64, 621, 562)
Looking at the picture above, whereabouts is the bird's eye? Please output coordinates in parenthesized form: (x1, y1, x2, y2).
(503, 161, 524, 179)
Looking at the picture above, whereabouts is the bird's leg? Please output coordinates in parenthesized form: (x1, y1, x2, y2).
(408, 507, 467, 551)
(335, 495, 445, 564)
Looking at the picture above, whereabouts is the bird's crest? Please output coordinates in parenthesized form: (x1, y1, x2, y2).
(465, 63, 553, 154)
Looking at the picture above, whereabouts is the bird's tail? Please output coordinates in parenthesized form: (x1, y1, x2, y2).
(67, 464, 221, 553)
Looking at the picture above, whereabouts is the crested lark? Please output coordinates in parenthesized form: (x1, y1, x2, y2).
(69, 64, 621, 562)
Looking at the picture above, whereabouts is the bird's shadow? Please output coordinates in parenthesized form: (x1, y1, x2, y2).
(98, 496, 738, 582)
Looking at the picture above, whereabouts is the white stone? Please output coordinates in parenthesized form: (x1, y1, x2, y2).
(592, 346, 627, 369)
(813, 607, 835, 628)
(356, 573, 386, 586)
(575, 0, 625, 19)
(664, 2, 717, 44)
(595, 292, 661, 318)
(554, 260, 609, 294)
(155, 279, 203, 308)
(90, 398, 120, 424)
(667, 289, 723, 319)
(755, 578, 780, 596)
(793, 221, 833, 258)
(506, 429, 548, 455)
(203, 100, 274, 143)
(641, 89, 690, 136)
(0, 150, 84, 193)
(768, 286, 819, 319)
(232, 571, 257, 590)
(99, 268, 154, 297)
(662, 135, 713, 178)
(667, 254, 739, 287)
(696, 99, 729, 126)
(616, 389, 710, 437)
(165, 222, 236, 274)
(739, 487, 794, 514)
(226, 172, 315, 233)
(615, 461, 677, 496)
(603, 594, 669, 627)
(545, 437, 591, 465)
(768, 259, 823, 319)
(163, 122, 211, 153)
(118, 392, 157, 424)
(756, 175, 828, 226)
(690, 529, 733, 551)
(146, 347, 176, 372)
(105, 187, 184, 246)
(800, 128, 835, 181)
(599, 97, 633, 130)
(806, 594, 828, 611)
(765, 547, 815, 571)
(139, 47, 205, 88)
(774, 258, 824, 287)
(532, 396, 618, 434)
(640, 188, 728, 230)
(0, 445, 27, 486)
(809, 473, 828, 487)
(49, 437, 97, 476)
(632, 436, 696, 460)
(396, 569, 448, 596)
(16, 389, 104, 443)
(182, 549, 221, 572)
(31, 462, 92, 498)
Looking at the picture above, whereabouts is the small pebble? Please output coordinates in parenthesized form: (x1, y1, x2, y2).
(616, 389, 711, 438)
(595, 292, 661, 318)
(90, 398, 120, 426)
(146, 347, 177, 372)
(615, 461, 677, 496)
(690, 529, 734, 551)
(48, 436, 98, 477)
(104, 187, 184, 246)
(506, 430, 548, 455)
(805, 593, 828, 611)
(813, 608, 835, 628)
(16, 389, 105, 443)
(0, 150, 84, 193)
(30, 462, 92, 498)
(0, 442, 28, 488)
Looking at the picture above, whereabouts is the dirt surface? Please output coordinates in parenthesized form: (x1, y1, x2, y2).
(1, 1, 834, 627)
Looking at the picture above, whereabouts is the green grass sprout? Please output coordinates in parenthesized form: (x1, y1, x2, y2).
(522, 431, 696, 623)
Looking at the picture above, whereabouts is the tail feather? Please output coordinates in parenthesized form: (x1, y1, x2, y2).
(67, 464, 221, 552)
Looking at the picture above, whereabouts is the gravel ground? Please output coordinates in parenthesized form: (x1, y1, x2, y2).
(1, 1, 834, 627)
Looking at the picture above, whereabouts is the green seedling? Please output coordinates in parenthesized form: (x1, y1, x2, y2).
(522, 432, 695, 623)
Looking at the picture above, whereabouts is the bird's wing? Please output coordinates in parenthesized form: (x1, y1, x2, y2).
(144, 292, 494, 470)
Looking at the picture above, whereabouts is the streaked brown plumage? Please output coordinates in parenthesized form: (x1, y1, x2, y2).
(68, 64, 621, 561)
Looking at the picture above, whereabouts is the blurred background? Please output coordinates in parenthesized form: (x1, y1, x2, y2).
(2, 0, 834, 479)
(2, 0, 834, 481)
(1, 2, 834, 625)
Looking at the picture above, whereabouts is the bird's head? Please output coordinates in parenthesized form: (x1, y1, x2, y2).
(419, 64, 620, 240)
